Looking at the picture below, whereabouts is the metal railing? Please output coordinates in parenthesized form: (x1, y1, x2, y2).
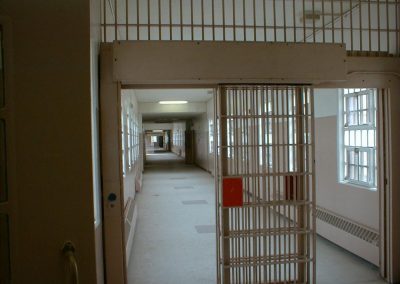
(101, 0, 400, 56)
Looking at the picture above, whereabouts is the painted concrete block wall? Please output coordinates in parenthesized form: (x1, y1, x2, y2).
(314, 89, 380, 265)
(192, 98, 214, 174)
(121, 89, 142, 264)
(193, 112, 209, 171)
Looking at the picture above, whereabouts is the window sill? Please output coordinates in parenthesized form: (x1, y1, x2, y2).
(339, 180, 377, 191)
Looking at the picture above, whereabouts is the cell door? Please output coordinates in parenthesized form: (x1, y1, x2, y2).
(215, 85, 316, 284)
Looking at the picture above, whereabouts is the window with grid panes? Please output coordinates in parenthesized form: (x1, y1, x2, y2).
(340, 88, 377, 188)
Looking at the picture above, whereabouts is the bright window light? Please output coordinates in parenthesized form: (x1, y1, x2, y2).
(159, 101, 188, 104)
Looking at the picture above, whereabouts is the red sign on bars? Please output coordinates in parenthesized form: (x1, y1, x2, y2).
(223, 177, 243, 207)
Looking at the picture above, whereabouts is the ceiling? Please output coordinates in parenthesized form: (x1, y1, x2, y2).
(134, 89, 213, 103)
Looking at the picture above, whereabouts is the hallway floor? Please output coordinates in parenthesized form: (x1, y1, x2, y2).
(128, 152, 385, 284)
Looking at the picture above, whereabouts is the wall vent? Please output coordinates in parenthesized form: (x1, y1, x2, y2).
(316, 206, 379, 247)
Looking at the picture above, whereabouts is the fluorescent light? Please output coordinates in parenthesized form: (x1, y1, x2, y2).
(159, 101, 188, 104)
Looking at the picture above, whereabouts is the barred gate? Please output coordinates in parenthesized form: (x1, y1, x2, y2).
(215, 85, 316, 283)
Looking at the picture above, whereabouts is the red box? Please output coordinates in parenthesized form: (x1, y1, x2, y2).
(223, 177, 243, 207)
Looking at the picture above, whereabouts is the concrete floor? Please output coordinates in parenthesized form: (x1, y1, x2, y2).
(128, 152, 385, 284)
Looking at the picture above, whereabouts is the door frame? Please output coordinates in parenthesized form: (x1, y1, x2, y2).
(100, 41, 400, 283)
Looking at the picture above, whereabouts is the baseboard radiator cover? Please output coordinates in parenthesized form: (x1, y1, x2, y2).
(316, 206, 379, 247)
(125, 198, 138, 264)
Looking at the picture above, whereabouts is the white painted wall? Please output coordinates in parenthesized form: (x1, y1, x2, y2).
(314, 88, 380, 265)
(143, 122, 173, 131)
(192, 98, 215, 174)
(121, 89, 142, 264)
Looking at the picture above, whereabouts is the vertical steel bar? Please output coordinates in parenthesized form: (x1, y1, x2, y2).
(137, 0, 140, 40)
(253, 0, 257, 41)
(220, 87, 231, 284)
(293, 0, 297, 42)
(169, 0, 172, 40)
(273, 0, 277, 41)
(180, 0, 183, 40)
(126, 0, 129, 40)
(359, 0, 363, 51)
(303, 0, 306, 42)
(147, 0, 150, 40)
(350, 0, 354, 51)
(378, 0, 381, 52)
(386, 0, 390, 54)
(322, 0, 326, 43)
(212, 0, 215, 40)
(215, 88, 221, 283)
(283, 0, 287, 42)
(340, 0, 344, 44)
(191, 0, 194, 40)
(312, 0, 316, 43)
(158, 0, 161, 40)
(233, 0, 237, 41)
(263, 0, 267, 42)
(331, 0, 335, 43)
(115, 0, 118, 40)
(397, 0, 399, 56)
(202, 0, 205, 40)
(368, 0, 371, 51)
(243, 0, 247, 41)
(103, 0, 107, 42)
(223, 0, 226, 41)
(311, 88, 316, 284)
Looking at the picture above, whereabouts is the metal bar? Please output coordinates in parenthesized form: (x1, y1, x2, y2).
(180, 0, 183, 40)
(191, 0, 194, 40)
(243, 0, 247, 41)
(233, 0, 236, 41)
(220, 87, 230, 284)
(340, 0, 344, 44)
(115, 0, 118, 40)
(322, 0, 326, 42)
(331, 0, 335, 42)
(158, 0, 161, 40)
(202, 0, 205, 40)
(103, 0, 107, 42)
(397, 0, 399, 56)
(147, 0, 150, 40)
(293, 0, 297, 42)
(303, 0, 306, 42)
(126, 0, 129, 40)
(368, 0, 371, 51)
(350, 0, 354, 51)
(312, 0, 316, 43)
(253, 0, 257, 41)
(378, 0, 381, 52)
(223, 0, 226, 41)
(386, 0, 390, 53)
(283, 0, 287, 42)
(137, 0, 140, 39)
(273, 0, 277, 41)
(263, 0, 267, 42)
(212, 0, 215, 40)
(359, 0, 363, 51)
(169, 0, 172, 40)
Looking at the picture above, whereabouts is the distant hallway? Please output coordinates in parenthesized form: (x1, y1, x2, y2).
(128, 153, 384, 284)
(128, 152, 216, 284)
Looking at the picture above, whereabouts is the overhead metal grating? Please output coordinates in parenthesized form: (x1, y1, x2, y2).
(101, 0, 400, 56)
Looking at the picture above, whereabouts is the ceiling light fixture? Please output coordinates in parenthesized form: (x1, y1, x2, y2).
(159, 100, 188, 104)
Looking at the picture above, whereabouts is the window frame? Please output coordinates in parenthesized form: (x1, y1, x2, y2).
(338, 88, 377, 189)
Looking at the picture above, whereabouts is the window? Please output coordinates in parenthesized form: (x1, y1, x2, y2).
(121, 111, 126, 177)
(339, 88, 377, 188)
